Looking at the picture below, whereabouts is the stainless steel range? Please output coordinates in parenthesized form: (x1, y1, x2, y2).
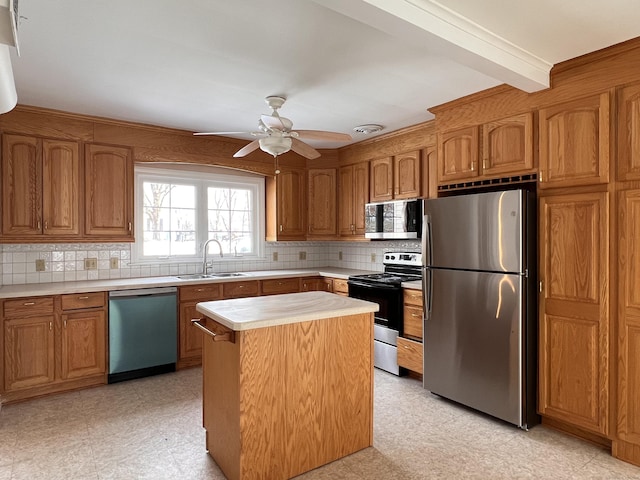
(348, 252, 421, 375)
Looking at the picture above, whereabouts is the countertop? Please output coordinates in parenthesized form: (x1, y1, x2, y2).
(196, 291, 380, 331)
(0, 267, 377, 299)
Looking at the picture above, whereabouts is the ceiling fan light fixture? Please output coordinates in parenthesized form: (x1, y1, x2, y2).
(259, 136, 292, 157)
(353, 124, 384, 135)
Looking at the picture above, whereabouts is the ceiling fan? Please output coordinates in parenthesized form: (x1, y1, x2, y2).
(194, 96, 352, 162)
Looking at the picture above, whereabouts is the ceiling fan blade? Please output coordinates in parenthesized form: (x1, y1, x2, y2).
(233, 140, 260, 158)
(290, 138, 320, 159)
(294, 130, 352, 142)
(194, 131, 251, 136)
(261, 114, 285, 130)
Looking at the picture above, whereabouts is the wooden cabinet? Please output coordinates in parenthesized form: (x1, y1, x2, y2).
(614, 190, 640, 457)
(397, 337, 423, 375)
(482, 113, 534, 177)
(402, 289, 423, 340)
(178, 283, 222, 369)
(332, 278, 349, 296)
(261, 278, 300, 296)
(370, 152, 421, 202)
(222, 280, 260, 299)
(307, 168, 337, 237)
(617, 83, 640, 182)
(3, 298, 55, 391)
(84, 144, 134, 239)
(538, 192, 609, 435)
(438, 126, 479, 183)
(539, 93, 610, 188)
(422, 145, 437, 199)
(338, 162, 369, 237)
(266, 168, 307, 240)
(301, 277, 332, 292)
(58, 292, 106, 382)
(2, 293, 106, 401)
(1, 134, 80, 238)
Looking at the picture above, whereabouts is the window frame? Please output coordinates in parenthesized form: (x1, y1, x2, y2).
(132, 165, 265, 264)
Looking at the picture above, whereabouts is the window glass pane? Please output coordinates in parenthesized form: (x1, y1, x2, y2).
(143, 182, 172, 208)
(171, 231, 196, 256)
(171, 185, 196, 209)
(208, 187, 230, 210)
(230, 210, 251, 231)
(143, 231, 170, 256)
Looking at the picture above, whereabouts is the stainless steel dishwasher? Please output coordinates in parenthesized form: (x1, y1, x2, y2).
(108, 287, 178, 383)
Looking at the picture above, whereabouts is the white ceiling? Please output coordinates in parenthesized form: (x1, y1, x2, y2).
(8, 0, 640, 149)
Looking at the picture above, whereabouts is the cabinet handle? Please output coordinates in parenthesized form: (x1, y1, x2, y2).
(279, 225, 283, 232)
(483, 159, 488, 169)
(238, 285, 245, 288)
(196, 288, 205, 292)
(49, 321, 53, 331)
(64, 319, 67, 328)
(539, 172, 543, 183)
(78, 296, 89, 300)
(37, 220, 42, 230)
(128, 222, 132, 231)
(44, 220, 48, 230)
(23, 301, 36, 306)
(411, 314, 420, 318)
(539, 281, 544, 293)
(470, 162, 475, 171)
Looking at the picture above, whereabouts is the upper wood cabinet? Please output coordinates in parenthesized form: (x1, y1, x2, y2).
(539, 93, 610, 188)
(538, 192, 609, 435)
(339, 162, 369, 237)
(617, 83, 640, 182)
(307, 168, 337, 237)
(370, 151, 421, 202)
(1, 134, 79, 238)
(421, 145, 437, 199)
(437, 126, 479, 183)
(266, 168, 307, 240)
(482, 113, 534, 177)
(84, 144, 134, 239)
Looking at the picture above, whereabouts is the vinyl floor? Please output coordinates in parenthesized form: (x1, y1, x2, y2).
(1, 367, 639, 479)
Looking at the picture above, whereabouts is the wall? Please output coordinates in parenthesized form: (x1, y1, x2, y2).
(0, 240, 421, 285)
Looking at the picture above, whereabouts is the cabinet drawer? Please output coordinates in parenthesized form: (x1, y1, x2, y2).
(403, 305, 423, 339)
(3, 297, 54, 318)
(397, 337, 423, 374)
(261, 278, 300, 295)
(61, 292, 105, 310)
(180, 284, 223, 302)
(403, 289, 423, 307)
(333, 278, 349, 294)
(223, 280, 260, 298)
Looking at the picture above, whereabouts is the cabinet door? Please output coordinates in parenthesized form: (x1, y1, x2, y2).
(1, 134, 42, 236)
(437, 126, 479, 183)
(482, 113, 534, 177)
(352, 162, 369, 235)
(539, 93, 610, 188)
(616, 190, 640, 444)
(538, 192, 609, 435)
(301, 277, 329, 292)
(261, 278, 301, 295)
(617, 83, 640, 182)
(338, 165, 355, 236)
(276, 169, 306, 239)
(308, 168, 336, 236)
(370, 157, 393, 202)
(422, 145, 437, 199)
(42, 139, 80, 235)
(179, 302, 203, 365)
(60, 310, 106, 380)
(84, 144, 133, 238)
(4, 316, 55, 391)
(394, 150, 421, 199)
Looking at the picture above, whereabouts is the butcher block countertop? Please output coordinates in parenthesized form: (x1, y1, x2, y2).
(196, 290, 379, 331)
(0, 267, 377, 299)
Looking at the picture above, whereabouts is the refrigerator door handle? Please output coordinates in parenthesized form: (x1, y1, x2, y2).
(422, 214, 432, 266)
(422, 267, 432, 322)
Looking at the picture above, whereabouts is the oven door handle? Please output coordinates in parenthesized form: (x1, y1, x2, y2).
(347, 280, 400, 291)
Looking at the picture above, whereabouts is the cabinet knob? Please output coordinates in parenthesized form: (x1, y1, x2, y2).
(470, 162, 475, 172)
(44, 220, 48, 230)
(37, 220, 42, 230)
(279, 225, 283, 232)
(128, 222, 132, 231)
(78, 296, 89, 300)
(23, 302, 36, 306)
(539, 172, 543, 183)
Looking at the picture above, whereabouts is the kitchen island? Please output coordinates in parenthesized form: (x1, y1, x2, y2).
(195, 291, 379, 480)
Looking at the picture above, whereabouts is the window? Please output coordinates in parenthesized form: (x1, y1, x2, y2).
(133, 165, 264, 263)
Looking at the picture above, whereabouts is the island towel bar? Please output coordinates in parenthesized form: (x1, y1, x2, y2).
(192, 317, 235, 343)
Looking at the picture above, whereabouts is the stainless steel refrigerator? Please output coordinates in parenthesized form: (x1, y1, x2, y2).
(421, 189, 538, 429)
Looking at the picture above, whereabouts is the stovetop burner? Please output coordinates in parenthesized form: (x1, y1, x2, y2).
(352, 272, 420, 285)
(348, 251, 422, 286)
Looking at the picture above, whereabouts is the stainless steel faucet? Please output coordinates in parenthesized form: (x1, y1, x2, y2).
(202, 238, 223, 274)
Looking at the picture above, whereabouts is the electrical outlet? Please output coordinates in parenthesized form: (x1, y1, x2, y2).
(35, 259, 45, 272)
(371, 253, 376, 263)
(110, 257, 119, 269)
(84, 258, 98, 270)
(299, 251, 307, 260)
(272, 252, 278, 261)
(338, 251, 343, 261)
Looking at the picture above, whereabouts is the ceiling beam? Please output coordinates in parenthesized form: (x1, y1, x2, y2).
(312, 0, 551, 92)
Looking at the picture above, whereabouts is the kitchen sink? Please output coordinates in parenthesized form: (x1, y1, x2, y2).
(176, 272, 247, 280)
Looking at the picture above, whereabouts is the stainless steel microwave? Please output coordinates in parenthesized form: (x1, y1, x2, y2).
(364, 199, 422, 239)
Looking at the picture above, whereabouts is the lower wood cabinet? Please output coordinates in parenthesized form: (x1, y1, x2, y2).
(1, 293, 107, 403)
(398, 288, 423, 375)
(301, 276, 332, 292)
(397, 337, 423, 374)
(261, 278, 301, 296)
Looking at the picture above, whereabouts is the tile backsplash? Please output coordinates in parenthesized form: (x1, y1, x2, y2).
(0, 240, 421, 286)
